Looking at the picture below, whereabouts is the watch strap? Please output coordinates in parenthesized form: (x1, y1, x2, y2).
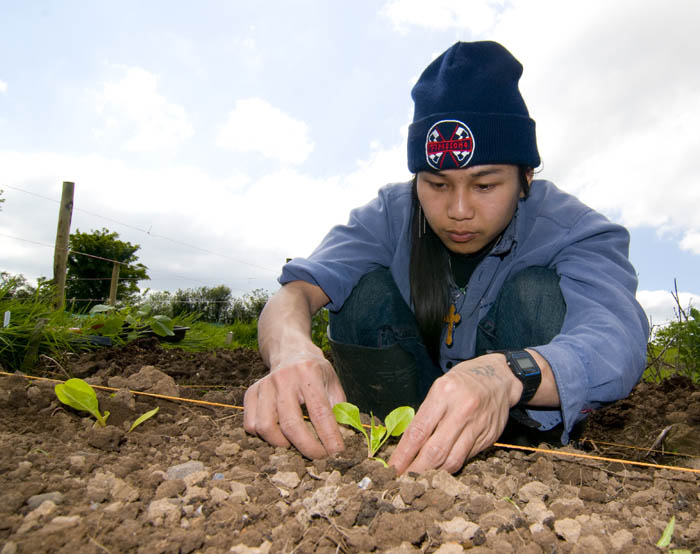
(489, 349, 542, 405)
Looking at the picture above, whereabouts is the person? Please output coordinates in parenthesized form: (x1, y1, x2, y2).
(243, 41, 649, 474)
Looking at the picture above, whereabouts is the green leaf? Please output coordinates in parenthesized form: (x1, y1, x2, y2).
(100, 315, 125, 336)
(369, 413, 387, 456)
(150, 315, 175, 337)
(333, 401, 369, 447)
(690, 307, 699, 321)
(657, 516, 675, 548)
(129, 407, 159, 432)
(55, 378, 109, 426)
(333, 402, 364, 433)
(385, 406, 415, 436)
(89, 304, 114, 315)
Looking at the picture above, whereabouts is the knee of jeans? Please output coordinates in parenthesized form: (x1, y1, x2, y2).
(328, 267, 401, 346)
(504, 267, 564, 311)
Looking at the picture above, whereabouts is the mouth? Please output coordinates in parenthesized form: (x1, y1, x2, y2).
(446, 230, 478, 243)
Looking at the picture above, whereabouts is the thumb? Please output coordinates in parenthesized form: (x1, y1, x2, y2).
(327, 379, 347, 407)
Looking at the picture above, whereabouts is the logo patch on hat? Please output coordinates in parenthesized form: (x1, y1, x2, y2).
(425, 120, 475, 170)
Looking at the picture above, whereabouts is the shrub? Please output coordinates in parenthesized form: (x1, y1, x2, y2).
(646, 281, 700, 383)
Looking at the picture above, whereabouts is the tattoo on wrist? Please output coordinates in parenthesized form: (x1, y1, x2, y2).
(467, 365, 496, 377)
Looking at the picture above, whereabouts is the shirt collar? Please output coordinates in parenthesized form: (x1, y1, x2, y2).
(490, 203, 521, 256)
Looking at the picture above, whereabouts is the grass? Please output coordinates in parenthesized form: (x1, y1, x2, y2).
(164, 319, 258, 352)
(0, 279, 261, 372)
(644, 283, 699, 384)
(0, 281, 91, 372)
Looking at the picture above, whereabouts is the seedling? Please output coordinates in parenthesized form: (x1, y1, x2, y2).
(87, 304, 175, 340)
(129, 406, 159, 432)
(332, 402, 414, 466)
(55, 377, 159, 431)
(657, 516, 691, 554)
(55, 378, 110, 427)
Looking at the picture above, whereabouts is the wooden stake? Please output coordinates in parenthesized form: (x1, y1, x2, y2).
(109, 262, 120, 306)
(53, 181, 74, 310)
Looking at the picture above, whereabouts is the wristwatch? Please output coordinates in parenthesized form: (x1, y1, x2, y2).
(490, 350, 542, 405)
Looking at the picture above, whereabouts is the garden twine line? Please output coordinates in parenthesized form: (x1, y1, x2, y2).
(2, 371, 699, 476)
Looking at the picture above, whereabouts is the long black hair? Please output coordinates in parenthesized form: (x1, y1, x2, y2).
(408, 166, 532, 363)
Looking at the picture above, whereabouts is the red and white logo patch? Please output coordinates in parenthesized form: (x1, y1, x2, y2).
(425, 120, 475, 170)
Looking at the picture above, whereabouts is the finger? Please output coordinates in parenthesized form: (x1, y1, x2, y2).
(297, 377, 344, 456)
(389, 398, 446, 474)
(242, 381, 259, 435)
(326, 377, 347, 407)
(403, 413, 466, 474)
(275, 380, 332, 459)
(253, 378, 292, 448)
(437, 426, 476, 474)
(464, 410, 509, 462)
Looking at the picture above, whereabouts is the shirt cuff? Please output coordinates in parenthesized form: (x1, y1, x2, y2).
(530, 341, 589, 443)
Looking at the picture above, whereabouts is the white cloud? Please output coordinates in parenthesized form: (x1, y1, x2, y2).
(680, 231, 700, 255)
(506, 1, 700, 242)
(0, 80, 7, 93)
(216, 98, 314, 165)
(94, 66, 193, 152)
(0, 131, 411, 293)
(380, 0, 507, 34)
(637, 289, 700, 327)
(344, 125, 410, 192)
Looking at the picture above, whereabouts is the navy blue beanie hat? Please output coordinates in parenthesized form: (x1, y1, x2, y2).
(407, 41, 540, 174)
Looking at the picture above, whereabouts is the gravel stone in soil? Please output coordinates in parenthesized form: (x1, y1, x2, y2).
(1, 338, 699, 553)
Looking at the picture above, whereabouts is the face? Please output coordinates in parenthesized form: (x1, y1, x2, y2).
(416, 165, 526, 255)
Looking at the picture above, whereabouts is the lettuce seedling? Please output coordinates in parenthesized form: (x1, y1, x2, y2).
(55, 378, 160, 431)
(332, 402, 414, 466)
(55, 378, 110, 427)
(657, 516, 692, 554)
(128, 406, 159, 432)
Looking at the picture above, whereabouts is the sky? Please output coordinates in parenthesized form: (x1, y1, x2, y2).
(1, 0, 699, 326)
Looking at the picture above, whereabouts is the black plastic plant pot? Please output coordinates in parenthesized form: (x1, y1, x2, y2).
(136, 326, 190, 343)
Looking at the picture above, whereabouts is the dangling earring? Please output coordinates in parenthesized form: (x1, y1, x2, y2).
(418, 206, 427, 238)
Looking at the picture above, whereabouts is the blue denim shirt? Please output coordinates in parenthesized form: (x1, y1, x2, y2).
(280, 180, 649, 442)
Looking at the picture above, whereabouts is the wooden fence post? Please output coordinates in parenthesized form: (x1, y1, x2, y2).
(53, 181, 74, 310)
(108, 262, 120, 306)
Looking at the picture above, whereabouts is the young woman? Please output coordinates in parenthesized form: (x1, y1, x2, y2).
(243, 41, 649, 474)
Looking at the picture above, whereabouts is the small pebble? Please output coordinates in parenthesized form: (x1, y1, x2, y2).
(166, 461, 205, 481)
(26, 492, 64, 510)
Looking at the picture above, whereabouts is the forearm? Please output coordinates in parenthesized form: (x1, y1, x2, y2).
(258, 281, 330, 371)
(524, 348, 560, 407)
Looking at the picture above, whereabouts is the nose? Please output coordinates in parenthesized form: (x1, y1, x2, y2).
(447, 187, 475, 220)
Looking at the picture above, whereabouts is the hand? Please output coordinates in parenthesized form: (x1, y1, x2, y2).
(243, 352, 347, 459)
(388, 353, 521, 474)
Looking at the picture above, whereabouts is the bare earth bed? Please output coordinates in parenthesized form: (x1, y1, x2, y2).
(1, 338, 699, 553)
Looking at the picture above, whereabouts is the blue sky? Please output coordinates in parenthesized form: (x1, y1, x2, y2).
(1, 0, 699, 325)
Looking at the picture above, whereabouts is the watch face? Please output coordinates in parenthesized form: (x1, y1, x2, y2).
(511, 352, 539, 375)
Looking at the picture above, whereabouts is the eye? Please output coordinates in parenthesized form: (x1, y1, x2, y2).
(475, 182, 497, 192)
(423, 179, 447, 190)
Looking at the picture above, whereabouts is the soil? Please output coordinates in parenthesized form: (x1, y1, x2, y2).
(1, 337, 699, 553)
